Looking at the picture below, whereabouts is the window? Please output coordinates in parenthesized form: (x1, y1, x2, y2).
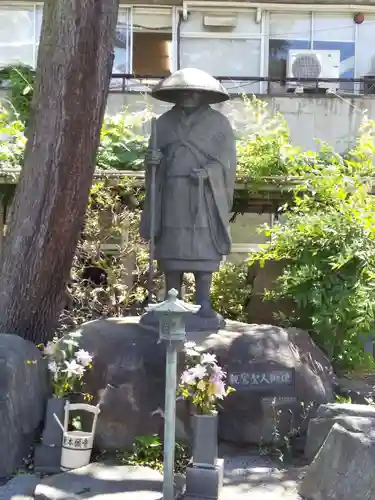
(179, 10, 263, 93)
(268, 12, 356, 94)
(0, 4, 42, 68)
(112, 7, 173, 91)
(356, 15, 375, 93)
(1, 4, 375, 98)
(226, 213, 273, 263)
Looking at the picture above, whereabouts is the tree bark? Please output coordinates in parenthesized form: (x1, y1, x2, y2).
(0, 0, 119, 343)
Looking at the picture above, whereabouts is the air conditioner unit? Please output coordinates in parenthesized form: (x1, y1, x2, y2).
(287, 49, 340, 93)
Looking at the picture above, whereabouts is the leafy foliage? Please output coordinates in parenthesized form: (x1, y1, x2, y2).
(249, 119, 375, 372)
(210, 262, 252, 322)
(0, 64, 35, 123)
(0, 107, 26, 170)
(97, 111, 151, 171)
(56, 177, 162, 332)
(117, 434, 190, 474)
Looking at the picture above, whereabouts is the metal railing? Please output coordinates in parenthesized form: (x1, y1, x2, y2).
(109, 73, 375, 96)
(1, 73, 374, 96)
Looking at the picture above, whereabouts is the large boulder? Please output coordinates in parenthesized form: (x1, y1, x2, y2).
(300, 423, 375, 500)
(77, 318, 335, 450)
(315, 402, 375, 419)
(78, 318, 167, 450)
(0, 334, 48, 479)
(305, 414, 375, 460)
(305, 403, 375, 460)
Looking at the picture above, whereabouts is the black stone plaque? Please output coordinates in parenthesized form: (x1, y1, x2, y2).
(228, 368, 295, 391)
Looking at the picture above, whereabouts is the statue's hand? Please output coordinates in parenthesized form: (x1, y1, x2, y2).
(190, 168, 208, 182)
(145, 150, 163, 167)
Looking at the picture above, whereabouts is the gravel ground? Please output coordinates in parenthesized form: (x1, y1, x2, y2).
(220, 449, 306, 500)
(0, 451, 306, 499)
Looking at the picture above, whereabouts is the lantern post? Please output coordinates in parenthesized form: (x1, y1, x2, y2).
(146, 288, 199, 500)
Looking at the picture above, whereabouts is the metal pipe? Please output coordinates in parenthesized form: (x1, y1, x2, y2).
(163, 343, 178, 500)
(183, 1, 375, 12)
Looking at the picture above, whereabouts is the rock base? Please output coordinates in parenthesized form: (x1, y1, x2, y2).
(76, 318, 335, 450)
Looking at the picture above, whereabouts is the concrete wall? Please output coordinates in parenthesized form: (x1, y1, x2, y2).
(0, 86, 370, 153)
(107, 92, 372, 153)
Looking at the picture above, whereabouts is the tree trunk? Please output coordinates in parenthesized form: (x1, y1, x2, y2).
(0, 0, 119, 343)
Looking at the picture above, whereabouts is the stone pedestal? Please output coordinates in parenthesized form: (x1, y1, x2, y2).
(34, 397, 65, 473)
(185, 459, 224, 499)
(33, 445, 62, 474)
(192, 414, 218, 468)
(42, 398, 66, 445)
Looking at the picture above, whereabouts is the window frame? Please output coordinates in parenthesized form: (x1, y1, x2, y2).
(176, 6, 266, 93)
(114, 4, 176, 91)
(0, 1, 43, 69)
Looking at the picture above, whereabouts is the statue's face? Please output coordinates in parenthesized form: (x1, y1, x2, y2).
(177, 90, 205, 109)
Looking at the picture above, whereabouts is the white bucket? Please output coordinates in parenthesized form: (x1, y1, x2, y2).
(61, 430, 94, 471)
(58, 402, 100, 472)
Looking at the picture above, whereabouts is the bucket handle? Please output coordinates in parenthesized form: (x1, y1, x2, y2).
(63, 402, 101, 433)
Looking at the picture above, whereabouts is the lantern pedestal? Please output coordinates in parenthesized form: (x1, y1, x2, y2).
(185, 458, 224, 500)
(140, 309, 225, 332)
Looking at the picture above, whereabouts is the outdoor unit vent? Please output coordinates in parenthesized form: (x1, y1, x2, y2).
(287, 49, 340, 93)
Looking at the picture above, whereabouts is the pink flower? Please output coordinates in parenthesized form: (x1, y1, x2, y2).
(211, 364, 226, 382)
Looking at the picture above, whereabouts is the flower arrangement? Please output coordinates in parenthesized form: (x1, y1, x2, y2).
(178, 342, 234, 415)
(42, 331, 93, 398)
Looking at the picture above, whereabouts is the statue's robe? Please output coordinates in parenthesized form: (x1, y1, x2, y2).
(140, 104, 237, 272)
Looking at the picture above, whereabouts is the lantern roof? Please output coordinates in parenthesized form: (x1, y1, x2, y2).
(146, 289, 200, 314)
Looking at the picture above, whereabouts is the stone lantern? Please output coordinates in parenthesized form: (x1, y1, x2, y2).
(146, 289, 199, 500)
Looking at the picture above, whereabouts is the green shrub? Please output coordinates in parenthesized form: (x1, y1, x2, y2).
(0, 64, 35, 123)
(97, 111, 150, 171)
(116, 434, 190, 474)
(211, 262, 252, 322)
(249, 121, 375, 372)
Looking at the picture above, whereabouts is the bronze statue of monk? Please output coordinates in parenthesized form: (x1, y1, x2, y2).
(140, 68, 237, 320)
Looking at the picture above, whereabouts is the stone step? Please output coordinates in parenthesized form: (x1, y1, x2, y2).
(0, 474, 39, 500)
